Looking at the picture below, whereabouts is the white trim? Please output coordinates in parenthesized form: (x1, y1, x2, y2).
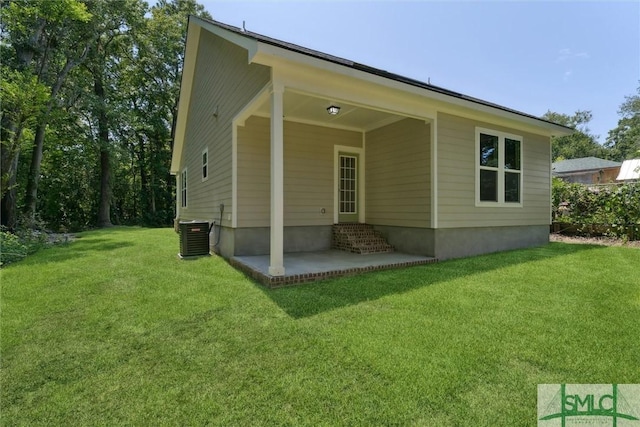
(191, 16, 259, 63)
(253, 43, 571, 137)
(549, 135, 553, 224)
(201, 147, 209, 182)
(180, 168, 188, 209)
(333, 144, 365, 223)
(175, 171, 181, 218)
(475, 127, 523, 208)
(231, 125, 238, 228)
(269, 85, 285, 276)
(170, 24, 201, 174)
(234, 83, 271, 127)
(338, 154, 358, 215)
(430, 116, 438, 228)
(361, 133, 366, 223)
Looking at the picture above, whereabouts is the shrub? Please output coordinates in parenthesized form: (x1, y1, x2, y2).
(552, 178, 640, 239)
(1, 218, 52, 267)
(0, 229, 28, 266)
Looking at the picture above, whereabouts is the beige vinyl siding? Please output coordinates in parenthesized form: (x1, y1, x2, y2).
(237, 117, 362, 227)
(437, 112, 551, 228)
(179, 30, 270, 224)
(237, 116, 270, 227)
(366, 118, 431, 228)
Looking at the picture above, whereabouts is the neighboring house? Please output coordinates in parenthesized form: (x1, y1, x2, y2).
(616, 158, 640, 182)
(552, 157, 622, 184)
(170, 17, 572, 277)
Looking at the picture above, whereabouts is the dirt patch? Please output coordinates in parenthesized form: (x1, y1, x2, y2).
(549, 233, 640, 248)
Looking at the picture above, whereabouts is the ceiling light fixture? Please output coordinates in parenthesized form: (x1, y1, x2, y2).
(326, 105, 340, 115)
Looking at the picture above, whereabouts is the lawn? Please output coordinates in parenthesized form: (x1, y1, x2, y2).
(1, 227, 639, 426)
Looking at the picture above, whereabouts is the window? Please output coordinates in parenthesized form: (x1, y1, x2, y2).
(339, 155, 357, 214)
(202, 148, 208, 181)
(180, 169, 187, 208)
(476, 128, 522, 206)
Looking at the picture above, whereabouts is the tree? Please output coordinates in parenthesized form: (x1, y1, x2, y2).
(0, 0, 91, 229)
(1, 0, 212, 232)
(81, 0, 147, 227)
(542, 110, 607, 161)
(605, 85, 640, 161)
(115, 0, 210, 225)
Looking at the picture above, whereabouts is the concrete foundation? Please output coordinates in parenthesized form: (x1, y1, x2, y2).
(372, 225, 435, 256)
(212, 225, 332, 258)
(212, 223, 549, 262)
(433, 225, 549, 260)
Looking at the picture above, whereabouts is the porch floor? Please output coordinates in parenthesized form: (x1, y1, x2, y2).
(229, 250, 438, 287)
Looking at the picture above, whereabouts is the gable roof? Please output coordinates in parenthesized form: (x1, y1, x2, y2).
(171, 17, 574, 174)
(552, 157, 622, 174)
(202, 18, 573, 134)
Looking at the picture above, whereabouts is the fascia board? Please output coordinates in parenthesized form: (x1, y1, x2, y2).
(170, 22, 201, 174)
(191, 16, 259, 62)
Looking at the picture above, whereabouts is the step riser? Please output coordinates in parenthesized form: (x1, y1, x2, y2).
(331, 223, 394, 254)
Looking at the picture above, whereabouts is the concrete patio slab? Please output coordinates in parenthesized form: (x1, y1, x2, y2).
(230, 250, 438, 287)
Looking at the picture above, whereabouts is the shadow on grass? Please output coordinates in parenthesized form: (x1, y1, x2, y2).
(6, 229, 141, 267)
(260, 243, 606, 319)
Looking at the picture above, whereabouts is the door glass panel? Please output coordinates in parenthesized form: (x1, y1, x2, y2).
(339, 155, 357, 214)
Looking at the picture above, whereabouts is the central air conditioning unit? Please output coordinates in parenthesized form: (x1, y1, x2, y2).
(179, 221, 210, 257)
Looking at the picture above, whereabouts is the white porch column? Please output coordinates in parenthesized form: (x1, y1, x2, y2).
(269, 85, 285, 276)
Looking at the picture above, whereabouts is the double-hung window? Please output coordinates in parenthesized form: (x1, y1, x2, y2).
(180, 168, 187, 208)
(476, 127, 522, 206)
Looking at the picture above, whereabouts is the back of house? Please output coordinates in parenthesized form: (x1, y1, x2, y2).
(171, 17, 572, 277)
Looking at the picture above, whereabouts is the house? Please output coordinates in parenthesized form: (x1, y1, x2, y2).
(616, 159, 640, 182)
(552, 157, 621, 184)
(170, 17, 572, 278)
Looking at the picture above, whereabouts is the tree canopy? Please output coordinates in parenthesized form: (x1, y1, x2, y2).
(1, 0, 209, 231)
(605, 85, 640, 161)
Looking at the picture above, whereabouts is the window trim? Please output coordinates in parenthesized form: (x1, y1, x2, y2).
(180, 168, 188, 208)
(475, 127, 523, 207)
(201, 147, 209, 182)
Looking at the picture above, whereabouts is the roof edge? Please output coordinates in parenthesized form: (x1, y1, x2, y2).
(192, 16, 574, 136)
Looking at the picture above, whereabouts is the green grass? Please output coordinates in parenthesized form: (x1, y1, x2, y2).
(1, 227, 639, 426)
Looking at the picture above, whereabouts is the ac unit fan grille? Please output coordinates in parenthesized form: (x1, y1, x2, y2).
(179, 222, 210, 257)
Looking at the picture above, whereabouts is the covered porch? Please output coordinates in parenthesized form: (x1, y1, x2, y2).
(231, 77, 437, 277)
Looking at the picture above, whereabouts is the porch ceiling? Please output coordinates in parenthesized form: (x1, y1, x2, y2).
(253, 90, 406, 132)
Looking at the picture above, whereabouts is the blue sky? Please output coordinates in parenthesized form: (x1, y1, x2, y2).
(199, 1, 639, 143)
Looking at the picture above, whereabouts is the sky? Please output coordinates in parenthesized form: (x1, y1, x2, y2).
(198, 1, 639, 143)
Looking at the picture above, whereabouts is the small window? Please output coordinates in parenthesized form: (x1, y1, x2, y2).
(476, 128, 522, 206)
(202, 148, 208, 181)
(180, 169, 187, 208)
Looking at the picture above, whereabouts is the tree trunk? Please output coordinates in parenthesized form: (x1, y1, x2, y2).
(1, 154, 20, 231)
(95, 76, 112, 228)
(22, 55, 81, 225)
(22, 120, 48, 225)
(136, 134, 149, 216)
(97, 148, 112, 227)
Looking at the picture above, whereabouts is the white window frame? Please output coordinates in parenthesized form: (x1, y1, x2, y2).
(180, 168, 188, 208)
(339, 154, 358, 215)
(201, 147, 209, 182)
(475, 127, 523, 207)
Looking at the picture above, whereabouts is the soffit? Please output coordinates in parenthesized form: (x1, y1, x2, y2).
(253, 90, 407, 132)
